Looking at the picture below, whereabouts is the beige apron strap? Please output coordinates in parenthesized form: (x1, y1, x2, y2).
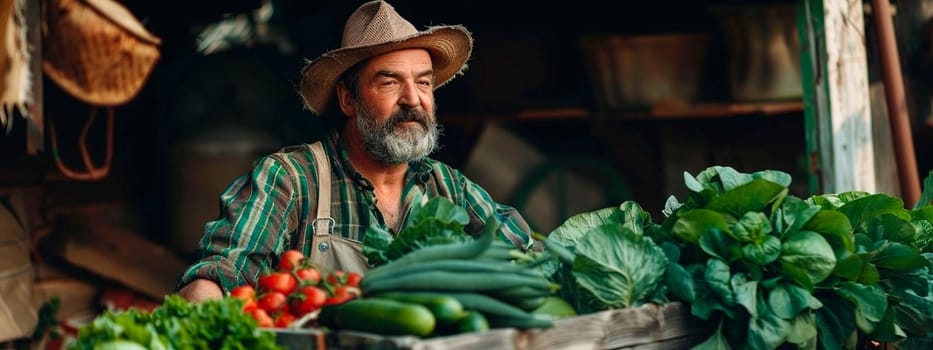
(305, 141, 370, 274)
(308, 142, 334, 236)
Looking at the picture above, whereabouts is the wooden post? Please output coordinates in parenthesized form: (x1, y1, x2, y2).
(25, 0, 42, 155)
(798, 0, 876, 195)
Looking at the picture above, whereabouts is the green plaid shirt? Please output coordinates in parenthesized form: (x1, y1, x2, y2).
(177, 130, 533, 292)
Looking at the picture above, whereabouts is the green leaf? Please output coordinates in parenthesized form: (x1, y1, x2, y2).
(699, 228, 742, 263)
(384, 217, 472, 261)
(914, 170, 933, 209)
(769, 282, 820, 320)
(572, 226, 669, 309)
(707, 180, 787, 217)
(780, 230, 837, 287)
(866, 214, 916, 244)
(752, 170, 793, 187)
(778, 196, 822, 237)
(868, 303, 906, 342)
(835, 281, 887, 333)
(405, 196, 470, 227)
(705, 259, 735, 306)
(802, 210, 855, 254)
(871, 242, 925, 270)
(618, 201, 654, 236)
(362, 225, 394, 266)
(717, 166, 754, 192)
(786, 311, 819, 349)
(746, 307, 789, 350)
(815, 296, 857, 350)
(689, 320, 733, 350)
(742, 236, 782, 266)
(666, 262, 696, 303)
(833, 252, 864, 281)
(672, 209, 730, 243)
(837, 194, 908, 232)
(891, 288, 933, 337)
(684, 171, 705, 193)
(857, 262, 881, 285)
(548, 206, 626, 247)
(731, 212, 773, 243)
(731, 273, 759, 318)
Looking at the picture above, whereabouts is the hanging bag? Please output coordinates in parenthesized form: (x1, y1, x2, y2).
(42, 0, 161, 180)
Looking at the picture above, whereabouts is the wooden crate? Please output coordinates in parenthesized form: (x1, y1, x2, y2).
(311, 302, 709, 350)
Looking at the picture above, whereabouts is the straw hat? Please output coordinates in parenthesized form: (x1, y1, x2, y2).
(42, 0, 162, 106)
(298, 0, 473, 115)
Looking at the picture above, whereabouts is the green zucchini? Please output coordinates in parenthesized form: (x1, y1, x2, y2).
(361, 271, 554, 295)
(317, 298, 436, 337)
(369, 292, 466, 325)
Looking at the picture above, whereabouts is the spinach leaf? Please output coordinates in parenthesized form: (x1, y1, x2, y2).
(780, 230, 836, 289)
(362, 196, 472, 266)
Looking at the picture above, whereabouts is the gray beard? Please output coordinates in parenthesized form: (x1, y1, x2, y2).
(354, 102, 440, 165)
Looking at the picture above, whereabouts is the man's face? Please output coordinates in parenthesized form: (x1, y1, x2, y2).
(352, 49, 440, 165)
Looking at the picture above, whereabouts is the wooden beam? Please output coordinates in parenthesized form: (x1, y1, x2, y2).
(798, 0, 876, 195)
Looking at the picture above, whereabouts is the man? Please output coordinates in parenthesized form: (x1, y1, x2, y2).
(176, 0, 533, 303)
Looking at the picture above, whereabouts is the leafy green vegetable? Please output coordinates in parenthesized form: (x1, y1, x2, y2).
(363, 197, 473, 266)
(544, 201, 669, 312)
(572, 225, 668, 309)
(68, 295, 280, 350)
(780, 230, 836, 289)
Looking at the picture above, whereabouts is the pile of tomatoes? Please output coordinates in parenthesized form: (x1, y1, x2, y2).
(229, 249, 362, 328)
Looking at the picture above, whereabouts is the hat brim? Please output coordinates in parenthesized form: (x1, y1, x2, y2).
(299, 25, 472, 115)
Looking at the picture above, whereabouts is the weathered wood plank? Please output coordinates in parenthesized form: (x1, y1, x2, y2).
(799, 0, 877, 194)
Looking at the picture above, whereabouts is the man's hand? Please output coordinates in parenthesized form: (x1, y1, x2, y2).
(177, 278, 224, 303)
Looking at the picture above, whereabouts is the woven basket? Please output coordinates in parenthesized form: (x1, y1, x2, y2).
(42, 0, 161, 106)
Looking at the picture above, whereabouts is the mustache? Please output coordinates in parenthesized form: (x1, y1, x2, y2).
(388, 108, 431, 126)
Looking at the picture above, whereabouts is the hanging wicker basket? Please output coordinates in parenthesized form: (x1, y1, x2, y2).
(42, 0, 161, 107)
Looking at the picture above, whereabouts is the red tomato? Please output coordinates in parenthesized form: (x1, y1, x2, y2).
(275, 311, 297, 328)
(259, 271, 297, 295)
(278, 250, 306, 271)
(258, 291, 288, 313)
(324, 285, 355, 305)
(230, 285, 256, 300)
(326, 271, 346, 286)
(290, 286, 327, 316)
(230, 285, 258, 311)
(241, 298, 258, 312)
(249, 308, 274, 328)
(295, 267, 321, 285)
(345, 272, 362, 287)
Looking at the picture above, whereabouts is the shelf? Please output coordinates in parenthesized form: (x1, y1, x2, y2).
(440, 100, 804, 125)
(648, 100, 805, 119)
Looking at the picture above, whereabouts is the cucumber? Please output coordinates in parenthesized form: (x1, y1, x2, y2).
(513, 296, 547, 312)
(361, 271, 554, 295)
(369, 292, 466, 325)
(457, 310, 490, 333)
(360, 260, 534, 291)
(446, 292, 533, 319)
(485, 285, 556, 301)
(485, 313, 554, 329)
(317, 298, 436, 337)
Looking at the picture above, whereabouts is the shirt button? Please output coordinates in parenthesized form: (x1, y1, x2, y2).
(318, 242, 329, 252)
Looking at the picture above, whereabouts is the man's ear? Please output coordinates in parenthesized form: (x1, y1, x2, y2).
(336, 83, 355, 117)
